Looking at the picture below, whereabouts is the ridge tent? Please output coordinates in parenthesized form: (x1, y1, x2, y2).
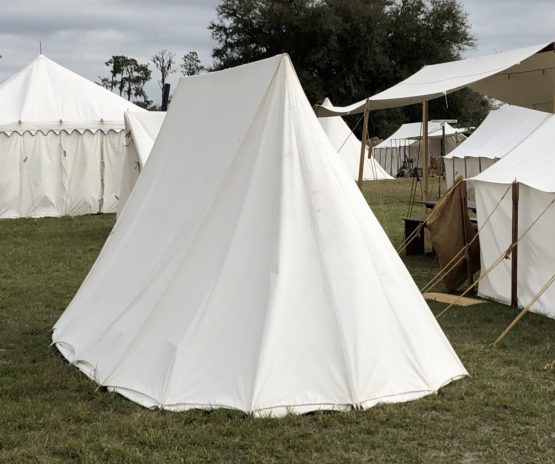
(318, 98, 393, 181)
(53, 54, 467, 416)
(470, 115, 555, 319)
(118, 111, 166, 215)
(0, 55, 145, 219)
(373, 122, 465, 176)
(444, 106, 549, 198)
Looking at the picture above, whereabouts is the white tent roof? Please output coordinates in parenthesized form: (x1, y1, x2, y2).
(124, 111, 166, 167)
(318, 98, 393, 180)
(375, 122, 463, 148)
(53, 54, 466, 416)
(446, 105, 549, 160)
(471, 115, 555, 193)
(315, 42, 555, 116)
(0, 55, 145, 133)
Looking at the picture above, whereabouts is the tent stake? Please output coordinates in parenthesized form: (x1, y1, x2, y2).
(357, 99, 370, 189)
(511, 181, 519, 307)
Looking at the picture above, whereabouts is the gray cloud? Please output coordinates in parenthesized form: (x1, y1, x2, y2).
(1, 0, 554, 104)
(0, 0, 219, 104)
(461, 0, 555, 56)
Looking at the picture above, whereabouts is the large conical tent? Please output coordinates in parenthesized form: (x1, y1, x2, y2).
(53, 54, 467, 416)
(318, 98, 392, 181)
(0, 55, 145, 218)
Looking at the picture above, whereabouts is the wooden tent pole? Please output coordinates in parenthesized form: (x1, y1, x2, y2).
(511, 181, 520, 307)
(357, 99, 370, 189)
(422, 101, 429, 201)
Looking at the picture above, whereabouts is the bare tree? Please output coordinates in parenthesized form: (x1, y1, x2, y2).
(152, 49, 176, 102)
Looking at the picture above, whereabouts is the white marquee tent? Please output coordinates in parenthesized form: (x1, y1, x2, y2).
(445, 105, 549, 196)
(0, 55, 145, 218)
(118, 111, 166, 214)
(318, 98, 392, 181)
(470, 115, 555, 319)
(373, 122, 465, 176)
(53, 54, 467, 416)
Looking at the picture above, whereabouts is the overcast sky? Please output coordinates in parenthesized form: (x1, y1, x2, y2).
(1, 0, 554, 105)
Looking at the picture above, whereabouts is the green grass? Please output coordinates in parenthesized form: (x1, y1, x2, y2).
(1, 179, 553, 463)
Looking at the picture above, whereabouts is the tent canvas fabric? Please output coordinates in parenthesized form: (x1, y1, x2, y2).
(373, 122, 464, 176)
(53, 54, 467, 416)
(470, 115, 555, 319)
(444, 106, 550, 198)
(318, 98, 392, 181)
(0, 55, 145, 218)
(118, 111, 166, 215)
(426, 181, 480, 292)
(314, 42, 555, 115)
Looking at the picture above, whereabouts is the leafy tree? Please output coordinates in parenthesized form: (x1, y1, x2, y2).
(98, 56, 152, 108)
(98, 55, 128, 95)
(152, 49, 176, 102)
(181, 51, 205, 76)
(209, 0, 490, 137)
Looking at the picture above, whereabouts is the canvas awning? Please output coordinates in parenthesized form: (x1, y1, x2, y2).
(315, 42, 555, 116)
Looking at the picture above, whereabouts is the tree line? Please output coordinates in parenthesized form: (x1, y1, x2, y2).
(209, 0, 490, 137)
(98, 50, 205, 109)
(99, 0, 489, 136)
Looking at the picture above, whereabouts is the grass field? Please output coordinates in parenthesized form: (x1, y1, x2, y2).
(1, 178, 553, 463)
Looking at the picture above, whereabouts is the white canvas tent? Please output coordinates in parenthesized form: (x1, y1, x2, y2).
(53, 54, 467, 416)
(118, 111, 166, 214)
(318, 98, 392, 181)
(470, 115, 555, 319)
(373, 122, 464, 176)
(0, 55, 145, 218)
(445, 106, 550, 196)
